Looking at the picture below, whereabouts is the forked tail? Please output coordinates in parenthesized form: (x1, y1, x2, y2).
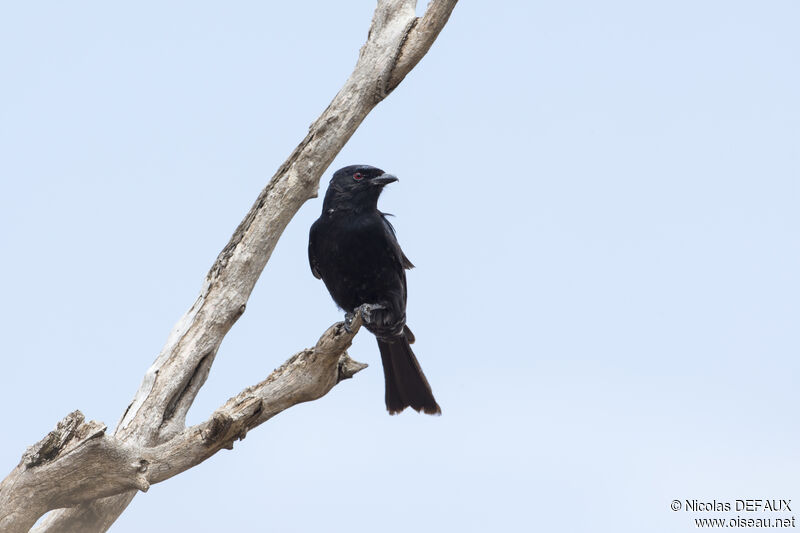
(377, 331, 441, 415)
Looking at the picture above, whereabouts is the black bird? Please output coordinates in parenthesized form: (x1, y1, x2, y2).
(308, 164, 441, 415)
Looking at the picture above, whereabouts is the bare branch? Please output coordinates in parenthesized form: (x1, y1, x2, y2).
(386, 0, 458, 93)
(0, 320, 365, 533)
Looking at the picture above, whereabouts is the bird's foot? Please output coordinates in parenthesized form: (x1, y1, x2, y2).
(358, 302, 386, 326)
(344, 311, 357, 333)
(344, 303, 387, 333)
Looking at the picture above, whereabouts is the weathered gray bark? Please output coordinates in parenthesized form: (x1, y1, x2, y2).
(0, 1, 457, 532)
(0, 320, 366, 533)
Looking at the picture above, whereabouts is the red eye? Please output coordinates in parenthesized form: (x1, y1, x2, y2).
(353, 172, 363, 181)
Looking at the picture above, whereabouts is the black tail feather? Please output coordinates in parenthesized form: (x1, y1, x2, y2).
(377, 333, 441, 415)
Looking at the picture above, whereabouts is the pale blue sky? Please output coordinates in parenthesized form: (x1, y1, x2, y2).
(1, 2, 798, 532)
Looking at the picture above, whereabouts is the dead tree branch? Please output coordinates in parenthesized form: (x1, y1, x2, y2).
(0, 318, 365, 533)
(0, 1, 456, 531)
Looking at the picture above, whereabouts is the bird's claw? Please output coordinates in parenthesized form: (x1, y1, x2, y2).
(344, 311, 357, 333)
(344, 303, 386, 332)
(358, 303, 386, 325)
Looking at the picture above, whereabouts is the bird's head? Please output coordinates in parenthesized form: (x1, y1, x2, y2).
(322, 164, 398, 212)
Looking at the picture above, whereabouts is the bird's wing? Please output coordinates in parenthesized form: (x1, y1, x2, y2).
(380, 214, 414, 270)
(308, 221, 322, 279)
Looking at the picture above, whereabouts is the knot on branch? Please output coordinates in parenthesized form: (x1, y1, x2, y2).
(131, 460, 151, 492)
(23, 410, 106, 468)
(200, 413, 233, 446)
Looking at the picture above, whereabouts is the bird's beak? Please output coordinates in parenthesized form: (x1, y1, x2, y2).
(372, 173, 398, 186)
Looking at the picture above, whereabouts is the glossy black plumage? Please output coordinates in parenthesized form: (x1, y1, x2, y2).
(308, 165, 441, 415)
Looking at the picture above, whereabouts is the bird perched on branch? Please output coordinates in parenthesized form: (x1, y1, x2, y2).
(308, 164, 441, 415)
